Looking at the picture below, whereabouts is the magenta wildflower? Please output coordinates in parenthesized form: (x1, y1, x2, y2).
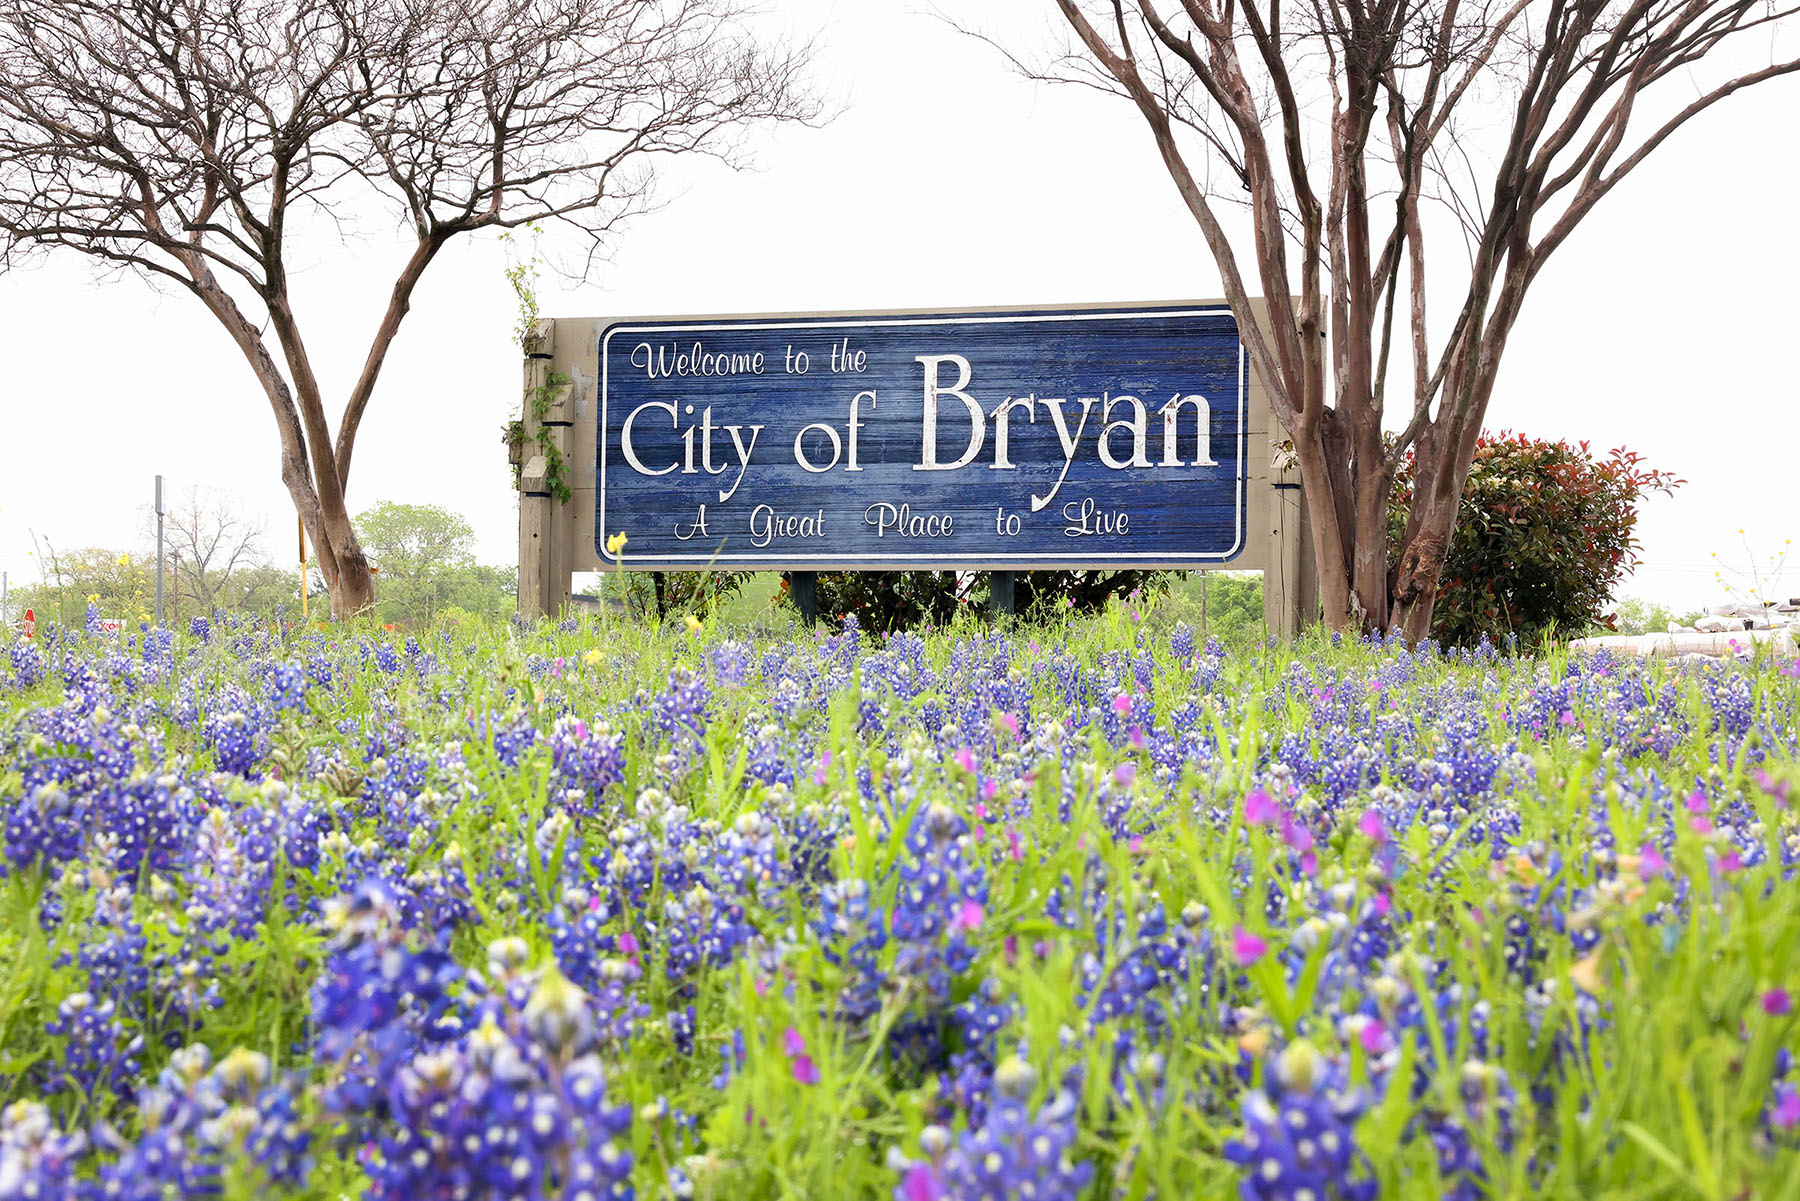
(1641, 842, 1669, 877)
(953, 748, 976, 774)
(1231, 926, 1268, 967)
(1775, 1086, 1800, 1129)
(1243, 788, 1280, 826)
(998, 711, 1020, 738)
(1280, 815, 1314, 855)
(784, 1027, 821, 1085)
(1357, 809, 1388, 843)
(1686, 789, 1709, 814)
(1763, 988, 1793, 1016)
(1112, 693, 1132, 716)
(902, 1165, 943, 1201)
(954, 900, 985, 932)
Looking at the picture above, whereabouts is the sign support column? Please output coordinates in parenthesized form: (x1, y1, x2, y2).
(518, 321, 556, 620)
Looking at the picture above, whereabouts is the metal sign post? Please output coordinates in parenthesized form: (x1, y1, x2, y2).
(298, 515, 309, 621)
(154, 475, 165, 627)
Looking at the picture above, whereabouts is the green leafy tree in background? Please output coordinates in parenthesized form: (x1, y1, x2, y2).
(1390, 433, 1680, 647)
(354, 502, 512, 626)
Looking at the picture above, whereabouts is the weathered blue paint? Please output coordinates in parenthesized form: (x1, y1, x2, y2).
(597, 304, 1245, 569)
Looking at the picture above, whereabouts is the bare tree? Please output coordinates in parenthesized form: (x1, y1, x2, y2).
(0, 0, 819, 617)
(152, 487, 268, 613)
(976, 0, 1797, 638)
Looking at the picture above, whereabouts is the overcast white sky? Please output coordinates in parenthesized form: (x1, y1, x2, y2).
(1, 0, 1795, 612)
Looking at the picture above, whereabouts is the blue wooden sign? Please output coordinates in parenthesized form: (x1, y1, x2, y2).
(596, 304, 1245, 569)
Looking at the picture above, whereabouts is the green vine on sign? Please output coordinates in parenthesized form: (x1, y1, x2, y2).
(532, 371, 573, 504)
(498, 223, 572, 505)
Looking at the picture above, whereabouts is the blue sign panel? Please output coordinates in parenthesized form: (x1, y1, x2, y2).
(597, 304, 1245, 569)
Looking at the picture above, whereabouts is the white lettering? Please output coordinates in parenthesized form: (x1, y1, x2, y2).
(913, 354, 984, 471)
(1160, 393, 1217, 466)
(846, 390, 876, 472)
(864, 502, 955, 538)
(721, 424, 762, 502)
(621, 400, 678, 476)
(989, 395, 1036, 470)
(1030, 397, 1095, 512)
(1099, 393, 1151, 469)
(795, 422, 842, 473)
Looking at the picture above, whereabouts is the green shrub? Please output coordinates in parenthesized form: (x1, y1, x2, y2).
(1389, 432, 1680, 646)
(782, 569, 1170, 630)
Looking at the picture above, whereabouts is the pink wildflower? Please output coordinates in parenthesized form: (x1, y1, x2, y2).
(954, 900, 985, 931)
(1762, 988, 1793, 1016)
(953, 748, 976, 774)
(1280, 815, 1314, 855)
(1641, 842, 1669, 877)
(1242, 788, 1279, 826)
(1231, 926, 1268, 967)
(1358, 809, 1388, 844)
(1113, 693, 1133, 716)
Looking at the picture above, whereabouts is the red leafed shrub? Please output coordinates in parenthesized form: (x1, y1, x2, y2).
(1388, 432, 1681, 647)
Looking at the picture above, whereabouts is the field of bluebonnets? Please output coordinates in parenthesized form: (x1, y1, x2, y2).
(2, 605, 1799, 1201)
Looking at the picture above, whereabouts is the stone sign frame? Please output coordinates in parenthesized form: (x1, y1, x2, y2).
(516, 299, 1317, 636)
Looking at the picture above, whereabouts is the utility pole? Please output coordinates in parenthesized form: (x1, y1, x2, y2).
(154, 475, 166, 627)
(298, 515, 309, 621)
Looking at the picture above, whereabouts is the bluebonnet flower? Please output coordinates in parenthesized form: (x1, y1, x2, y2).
(371, 964, 636, 1201)
(1224, 1040, 1376, 1201)
(84, 1044, 311, 1196)
(0, 1100, 86, 1201)
(891, 1057, 1091, 1201)
(43, 991, 142, 1105)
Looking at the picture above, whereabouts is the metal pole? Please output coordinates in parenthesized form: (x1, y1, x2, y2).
(154, 475, 165, 627)
(298, 515, 309, 621)
(989, 570, 1015, 618)
(791, 571, 818, 627)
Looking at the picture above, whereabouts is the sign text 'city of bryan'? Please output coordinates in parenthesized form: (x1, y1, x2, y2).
(596, 304, 1246, 570)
